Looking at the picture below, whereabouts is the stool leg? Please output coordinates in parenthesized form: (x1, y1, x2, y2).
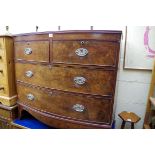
(131, 123, 134, 129)
(121, 120, 126, 129)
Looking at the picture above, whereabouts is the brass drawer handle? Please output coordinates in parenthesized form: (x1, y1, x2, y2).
(75, 48, 88, 57)
(27, 94, 35, 101)
(0, 86, 4, 90)
(72, 104, 85, 112)
(74, 76, 86, 85)
(24, 48, 32, 55)
(25, 71, 33, 78)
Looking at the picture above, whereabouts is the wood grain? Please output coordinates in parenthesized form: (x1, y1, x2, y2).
(15, 62, 115, 96)
(52, 41, 118, 67)
(13, 34, 49, 42)
(53, 32, 121, 41)
(14, 31, 122, 128)
(0, 36, 17, 106)
(0, 103, 18, 121)
(17, 83, 112, 124)
(19, 103, 112, 129)
(14, 41, 50, 63)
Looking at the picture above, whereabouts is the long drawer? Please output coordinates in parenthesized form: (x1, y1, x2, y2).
(15, 63, 115, 96)
(53, 32, 121, 41)
(17, 83, 112, 124)
(14, 41, 49, 63)
(52, 41, 118, 67)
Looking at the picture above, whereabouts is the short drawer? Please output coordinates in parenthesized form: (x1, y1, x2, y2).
(52, 41, 118, 67)
(15, 63, 115, 96)
(0, 64, 8, 95)
(0, 77, 7, 96)
(14, 34, 49, 42)
(14, 41, 49, 63)
(0, 53, 4, 63)
(0, 42, 4, 62)
(17, 83, 112, 124)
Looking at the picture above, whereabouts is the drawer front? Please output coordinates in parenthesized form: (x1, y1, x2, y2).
(0, 39, 4, 62)
(17, 83, 112, 124)
(15, 63, 115, 96)
(0, 64, 7, 96)
(0, 38, 4, 49)
(0, 119, 10, 129)
(0, 108, 11, 119)
(53, 32, 121, 41)
(14, 41, 49, 62)
(14, 34, 49, 42)
(52, 41, 118, 67)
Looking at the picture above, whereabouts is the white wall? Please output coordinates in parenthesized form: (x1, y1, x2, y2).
(114, 28, 152, 129)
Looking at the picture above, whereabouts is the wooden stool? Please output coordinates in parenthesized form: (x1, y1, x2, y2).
(118, 111, 141, 129)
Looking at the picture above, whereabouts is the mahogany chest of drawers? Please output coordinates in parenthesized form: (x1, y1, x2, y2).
(0, 36, 17, 106)
(14, 30, 122, 128)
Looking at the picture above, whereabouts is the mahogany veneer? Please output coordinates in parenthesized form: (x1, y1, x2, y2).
(14, 30, 122, 129)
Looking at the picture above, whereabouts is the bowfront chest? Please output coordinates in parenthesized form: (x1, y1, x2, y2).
(14, 30, 122, 128)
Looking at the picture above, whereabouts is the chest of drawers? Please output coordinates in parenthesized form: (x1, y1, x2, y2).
(0, 36, 17, 106)
(0, 103, 20, 129)
(14, 30, 122, 128)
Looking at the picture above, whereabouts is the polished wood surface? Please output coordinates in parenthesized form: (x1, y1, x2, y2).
(52, 41, 119, 67)
(53, 32, 121, 41)
(14, 41, 49, 62)
(0, 36, 17, 106)
(13, 34, 49, 41)
(118, 111, 141, 123)
(0, 118, 10, 129)
(0, 103, 18, 121)
(118, 111, 141, 129)
(14, 30, 122, 128)
(15, 62, 115, 96)
(17, 83, 112, 123)
(19, 103, 111, 129)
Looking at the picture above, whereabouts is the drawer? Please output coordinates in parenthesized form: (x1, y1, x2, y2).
(53, 31, 122, 41)
(14, 41, 49, 62)
(0, 40, 4, 62)
(52, 41, 118, 67)
(0, 63, 8, 95)
(14, 34, 49, 42)
(0, 38, 4, 49)
(15, 63, 115, 96)
(0, 108, 10, 119)
(0, 118, 10, 129)
(0, 51, 4, 63)
(0, 84, 8, 96)
(17, 83, 112, 124)
(0, 104, 18, 120)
